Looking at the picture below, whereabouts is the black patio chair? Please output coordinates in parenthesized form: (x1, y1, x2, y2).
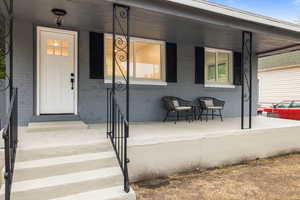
(162, 96, 193, 123)
(198, 97, 225, 122)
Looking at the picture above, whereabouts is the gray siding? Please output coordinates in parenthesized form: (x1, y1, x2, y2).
(13, 20, 258, 125)
(259, 50, 300, 69)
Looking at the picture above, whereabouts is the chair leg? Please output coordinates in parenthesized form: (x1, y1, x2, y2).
(163, 111, 170, 122)
(219, 109, 223, 121)
(187, 110, 191, 122)
(193, 108, 196, 121)
(212, 110, 214, 120)
(198, 109, 203, 122)
(176, 111, 179, 124)
(206, 110, 208, 122)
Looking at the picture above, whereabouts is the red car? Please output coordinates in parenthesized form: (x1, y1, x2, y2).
(258, 100, 300, 120)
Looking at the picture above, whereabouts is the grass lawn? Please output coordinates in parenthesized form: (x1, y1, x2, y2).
(133, 154, 300, 200)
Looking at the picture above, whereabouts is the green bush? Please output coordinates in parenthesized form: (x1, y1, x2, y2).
(0, 54, 5, 79)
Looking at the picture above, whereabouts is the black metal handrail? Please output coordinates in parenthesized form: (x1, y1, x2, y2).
(106, 88, 130, 193)
(0, 88, 18, 200)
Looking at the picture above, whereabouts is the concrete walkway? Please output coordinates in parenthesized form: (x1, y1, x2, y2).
(0, 121, 135, 200)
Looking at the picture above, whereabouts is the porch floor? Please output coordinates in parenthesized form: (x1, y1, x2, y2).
(92, 116, 300, 146)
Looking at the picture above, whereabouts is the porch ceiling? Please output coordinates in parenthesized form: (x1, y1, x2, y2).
(14, 0, 300, 55)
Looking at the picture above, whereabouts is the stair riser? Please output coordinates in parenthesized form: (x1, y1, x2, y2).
(9, 176, 124, 200)
(16, 144, 112, 162)
(14, 158, 119, 182)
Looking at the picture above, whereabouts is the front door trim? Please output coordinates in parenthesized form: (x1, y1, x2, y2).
(36, 26, 78, 116)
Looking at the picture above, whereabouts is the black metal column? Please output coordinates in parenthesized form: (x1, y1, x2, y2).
(112, 4, 130, 127)
(112, 3, 130, 193)
(9, 0, 13, 99)
(241, 31, 253, 130)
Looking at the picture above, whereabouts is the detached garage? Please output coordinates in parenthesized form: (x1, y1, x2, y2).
(258, 50, 300, 104)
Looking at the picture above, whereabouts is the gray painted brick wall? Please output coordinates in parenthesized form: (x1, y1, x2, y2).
(13, 20, 258, 126)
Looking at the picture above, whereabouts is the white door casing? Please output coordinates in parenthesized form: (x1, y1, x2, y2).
(37, 27, 78, 115)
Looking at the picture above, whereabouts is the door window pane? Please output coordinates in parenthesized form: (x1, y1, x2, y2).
(62, 40, 68, 48)
(47, 38, 68, 56)
(47, 47, 54, 55)
(62, 48, 69, 56)
(54, 47, 61, 56)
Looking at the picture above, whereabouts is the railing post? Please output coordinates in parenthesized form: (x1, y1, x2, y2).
(3, 127, 11, 200)
(124, 124, 129, 192)
(126, 5, 130, 138)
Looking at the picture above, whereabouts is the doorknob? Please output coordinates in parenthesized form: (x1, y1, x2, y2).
(70, 73, 75, 90)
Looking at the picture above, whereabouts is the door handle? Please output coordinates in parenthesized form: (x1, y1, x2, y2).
(70, 73, 75, 90)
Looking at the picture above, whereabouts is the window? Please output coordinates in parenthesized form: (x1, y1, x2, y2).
(104, 34, 166, 85)
(47, 39, 68, 56)
(205, 48, 233, 87)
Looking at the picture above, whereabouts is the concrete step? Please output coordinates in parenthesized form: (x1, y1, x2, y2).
(16, 142, 112, 162)
(31, 115, 81, 123)
(8, 167, 123, 193)
(14, 153, 118, 182)
(0, 135, 136, 200)
(27, 121, 89, 132)
(9, 175, 125, 200)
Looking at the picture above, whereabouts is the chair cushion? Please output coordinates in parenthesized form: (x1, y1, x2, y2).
(172, 100, 180, 107)
(175, 106, 192, 111)
(204, 99, 214, 107)
(207, 106, 223, 110)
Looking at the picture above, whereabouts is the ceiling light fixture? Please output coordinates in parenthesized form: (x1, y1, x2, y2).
(52, 8, 67, 27)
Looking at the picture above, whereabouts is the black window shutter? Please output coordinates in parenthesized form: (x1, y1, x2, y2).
(233, 52, 242, 85)
(89, 32, 104, 79)
(166, 42, 177, 83)
(195, 47, 205, 84)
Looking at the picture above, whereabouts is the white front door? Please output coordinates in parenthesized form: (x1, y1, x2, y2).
(37, 27, 78, 115)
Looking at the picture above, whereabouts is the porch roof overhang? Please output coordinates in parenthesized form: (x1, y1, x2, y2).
(14, 0, 300, 56)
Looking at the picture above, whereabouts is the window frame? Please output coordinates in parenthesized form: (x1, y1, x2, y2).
(104, 34, 167, 86)
(204, 47, 234, 88)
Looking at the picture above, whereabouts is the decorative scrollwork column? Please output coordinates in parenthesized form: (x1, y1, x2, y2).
(241, 31, 253, 129)
(112, 3, 130, 193)
(112, 4, 130, 120)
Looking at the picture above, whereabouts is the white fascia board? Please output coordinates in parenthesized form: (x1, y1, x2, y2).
(167, 0, 300, 33)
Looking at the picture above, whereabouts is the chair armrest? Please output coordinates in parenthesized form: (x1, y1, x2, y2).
(179, 99, 193, 107)
(214, 99, 225, 107)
